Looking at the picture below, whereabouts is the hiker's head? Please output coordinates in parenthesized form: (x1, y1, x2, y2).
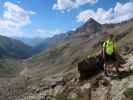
(108, 33, 113, 40)
(104, 32, 113, 40)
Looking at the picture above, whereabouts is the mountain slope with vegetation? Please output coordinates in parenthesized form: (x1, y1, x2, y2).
(0, 59, 23, 77)
(0, 35, 32, 59)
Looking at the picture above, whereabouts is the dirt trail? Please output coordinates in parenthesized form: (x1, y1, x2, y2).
(20, 60, 28, 76)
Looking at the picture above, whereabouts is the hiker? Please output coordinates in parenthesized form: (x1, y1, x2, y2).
(102, 32, 119, 76)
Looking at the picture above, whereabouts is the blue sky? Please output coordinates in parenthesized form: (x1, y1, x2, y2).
(0, 0, 133, 38)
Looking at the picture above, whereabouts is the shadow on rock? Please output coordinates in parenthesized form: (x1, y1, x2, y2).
(78, 54, 104, 81)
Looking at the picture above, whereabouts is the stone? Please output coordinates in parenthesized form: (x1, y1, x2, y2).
(80, 82, 91, 92)
(69, 92, 77, 99)
(54, 85, 63, 96)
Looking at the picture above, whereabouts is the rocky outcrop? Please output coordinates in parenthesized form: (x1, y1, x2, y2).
(78, 54, 104, 80)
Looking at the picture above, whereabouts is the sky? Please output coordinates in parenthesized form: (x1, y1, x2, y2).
(0, 0, 133, 38)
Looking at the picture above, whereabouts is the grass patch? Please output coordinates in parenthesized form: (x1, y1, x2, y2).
(0, 59, 22, 77)
(124, 88, 133, 100)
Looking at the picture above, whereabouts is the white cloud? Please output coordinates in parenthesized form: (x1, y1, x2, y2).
(77, 8, 113, 23)
(0, 1, 35, 37)
(0, 31, 23, 37)
(35, 28, 62, 38)
(51, 29, 62, 36)
(53, 0, 97, 11)
(29, 11, 36, 15)
(76, 1, 133, 24)
(36, 29, 47, 33)
(0, 20, 9, 29)
(3, 1, 31, 27)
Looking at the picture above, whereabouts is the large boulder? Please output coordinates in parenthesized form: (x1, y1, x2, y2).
(78, 55, 104, 80)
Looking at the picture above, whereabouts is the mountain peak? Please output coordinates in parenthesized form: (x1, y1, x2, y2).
(88, 18, 97, 22)
(73, 18, 102, 36)
(85, 18, 100, 26)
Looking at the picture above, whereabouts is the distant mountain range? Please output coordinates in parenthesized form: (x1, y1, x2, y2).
(32, 33, 68, 54)
(0, 32, 68, 59)
(16, 37, 45, 47)
(0, 35, 32, 59)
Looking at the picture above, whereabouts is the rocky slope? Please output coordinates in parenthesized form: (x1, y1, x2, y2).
(1, 55, 132, 100)
(15, 53, 133, 100)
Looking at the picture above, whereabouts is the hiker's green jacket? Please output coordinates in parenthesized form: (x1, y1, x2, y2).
(102, 39, 117, 55)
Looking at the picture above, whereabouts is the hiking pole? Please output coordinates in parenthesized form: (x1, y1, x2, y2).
(87, 87, 91, 100)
